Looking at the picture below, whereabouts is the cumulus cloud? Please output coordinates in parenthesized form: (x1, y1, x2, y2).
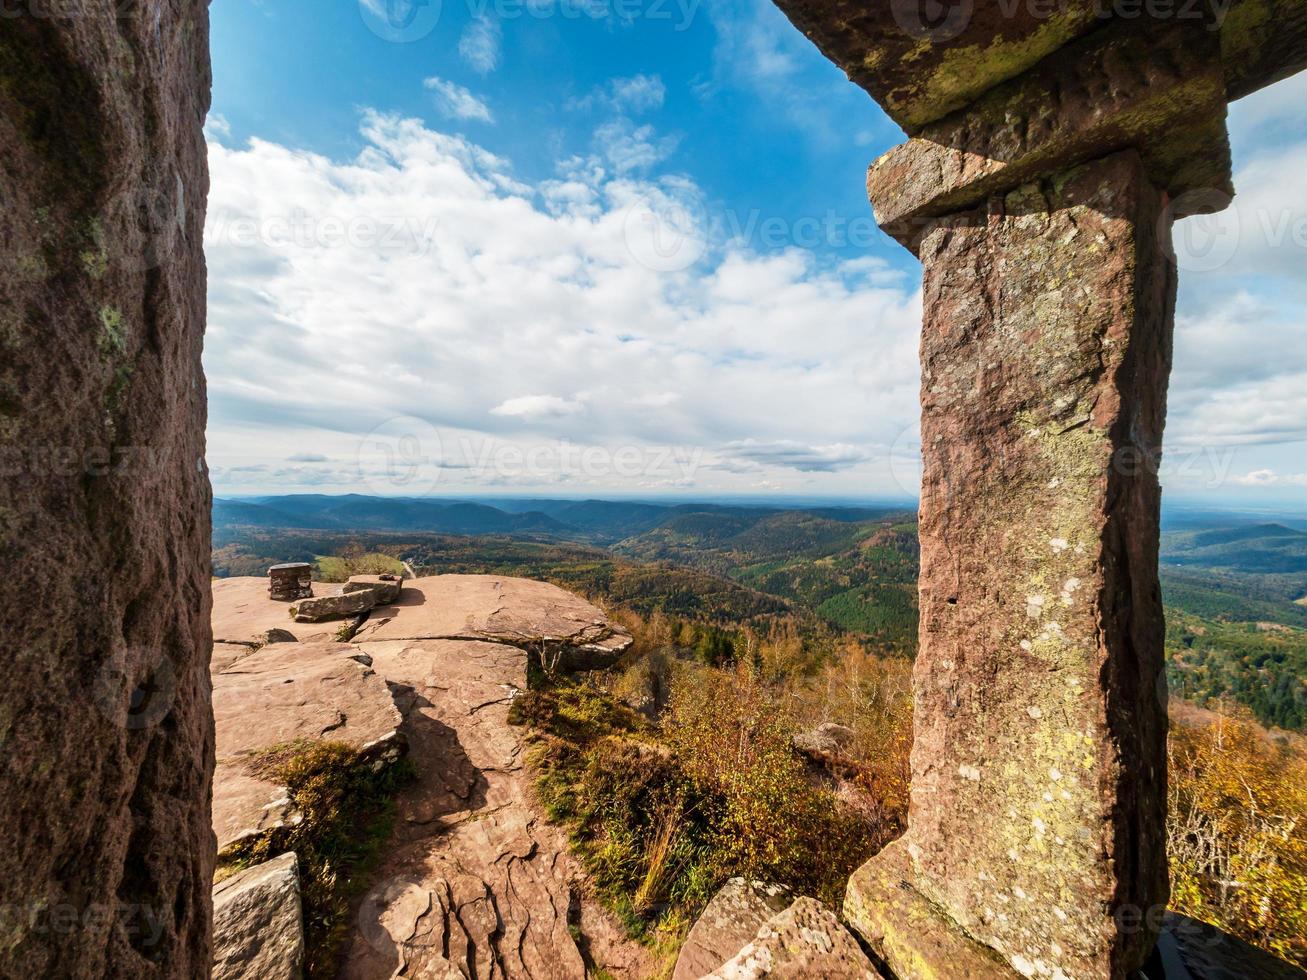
(202, 81, 1307, 498)
(202, 109, 921, 494)
(424, 77, 494, 122)
(1230, 469, 1307, 487)
(459, 16, 502, 74)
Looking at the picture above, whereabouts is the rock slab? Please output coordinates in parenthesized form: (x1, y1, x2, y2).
(211, 642, 404, 854)
(352, 574, 633, 670)
(674, 879, 791, 980)
(212, 852, 305, 980)
(291, 588, 377, 623)
(703, 897, 882, 979)
(0, 5, 214, 976)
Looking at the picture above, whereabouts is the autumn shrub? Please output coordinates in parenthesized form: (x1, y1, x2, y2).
(663, 662, 883, 907)
(1167, 704, 1307, 966)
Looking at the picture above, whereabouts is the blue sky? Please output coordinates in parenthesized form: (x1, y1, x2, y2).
(204, 0, 1307, 507)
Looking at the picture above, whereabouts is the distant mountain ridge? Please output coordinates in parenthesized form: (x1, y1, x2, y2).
(214, 494, 904, 544)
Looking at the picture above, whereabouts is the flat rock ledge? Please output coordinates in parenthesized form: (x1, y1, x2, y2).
(213, 852, 305, 980)
(211, 641, 405, 855)
(351, 574, 633, 672)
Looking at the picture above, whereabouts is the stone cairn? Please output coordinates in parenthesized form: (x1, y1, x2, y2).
(268, 563, 313, 601)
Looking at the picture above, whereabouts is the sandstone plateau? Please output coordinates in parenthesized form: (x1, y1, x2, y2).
(208, 573, 647, 979)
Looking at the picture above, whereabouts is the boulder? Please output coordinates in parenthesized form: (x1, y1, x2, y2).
(351, 575, 633, 670)
(212, 852, 305, 980)
(673, 879, 791, 980)
(211, 642, 404, 854)
(703, 898, 883, 979)
(792, 722, 855, 760)
(345, 573, 405, 605)
(291, 588, 378, 623)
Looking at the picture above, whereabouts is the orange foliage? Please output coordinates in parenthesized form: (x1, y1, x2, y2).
(1167, 703, 1307, 966)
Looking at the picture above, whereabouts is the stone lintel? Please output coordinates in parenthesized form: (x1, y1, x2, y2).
(866, 21, 1231, 251)
(1221, 0, 1307, 100)
(769, 0, 1302, 134)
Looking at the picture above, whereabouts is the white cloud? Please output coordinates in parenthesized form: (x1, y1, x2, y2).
(202, 109, 921, 494)
(424, 77, 494, 122)
(594, 119, 679, 173)
(570, 74, 667, 115)
(459, 16, 502, 74)
(1230, 469, 1307, 488)
(491, 395, 586, 420)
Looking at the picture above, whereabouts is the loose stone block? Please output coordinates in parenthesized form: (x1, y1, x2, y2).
(212, 852, 305, 980)
(269, 562, 314, 601)
(291, 588, 377, 623)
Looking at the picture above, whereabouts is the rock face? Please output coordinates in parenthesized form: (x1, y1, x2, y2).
(212, 852, 305, 980)
(352, 574, 633, 670)
(673, 879, 792, 980)
(211, 642, 404, 854)
(0, 5, 213, 976)
(699, 897, 882, 979)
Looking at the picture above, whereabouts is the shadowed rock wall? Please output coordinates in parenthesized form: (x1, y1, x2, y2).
(0, 4, 214, 975)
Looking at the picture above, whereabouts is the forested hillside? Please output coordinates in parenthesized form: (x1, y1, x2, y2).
(214, 497, 1306, 732)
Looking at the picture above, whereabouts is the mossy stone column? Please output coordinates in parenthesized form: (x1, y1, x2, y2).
(847, 152, 1177, 980)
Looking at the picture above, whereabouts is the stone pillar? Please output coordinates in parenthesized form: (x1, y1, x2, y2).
(0, 5, 213, 976)
(846, 152, 1176, 980)
(269, 562, 314, 601)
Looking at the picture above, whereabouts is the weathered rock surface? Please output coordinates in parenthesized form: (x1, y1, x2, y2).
(212, 852, 305, 980)
(351, 574, 633, 670)
(342, 635, 649, 979)
(211, 642, 404, 854)
(212, 577, 340, 644)
(291, 587, 377, 623)
(0, 4, 214, 975)
(673, 879, 791, 980)
(345, 573, 405, 605)
(703, 897, 882, 979)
